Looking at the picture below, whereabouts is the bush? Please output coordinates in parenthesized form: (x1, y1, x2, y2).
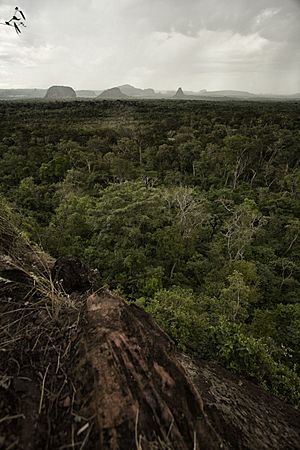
(145, 287, 211, 354)
(144, 287, 300, 407)
(213, 320, 300, 406)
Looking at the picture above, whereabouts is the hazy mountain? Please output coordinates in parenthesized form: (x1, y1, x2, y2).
(96, 87, 129, 100)
(158, 90, 176, 97)
(118, 84, 155, 97)
(260, 93, 300, 99)
(0, 85, 299, 101)
(173, 87, 186, 99)
(45, 86, 76, 99)
(0, 89, 46, 99)
(76, 90, 96, 98)
(183, 89, 207, 96)
(199, 90, 256, 98)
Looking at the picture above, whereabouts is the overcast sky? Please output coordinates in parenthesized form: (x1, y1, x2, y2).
(0, 0, 299, 93)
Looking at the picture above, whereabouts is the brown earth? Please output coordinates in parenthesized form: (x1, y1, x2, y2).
(0, 258, 300, 450)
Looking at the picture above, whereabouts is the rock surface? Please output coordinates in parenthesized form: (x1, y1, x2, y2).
(179, 354, 300, 450)
(45, 85, 76, 99)
(85, 291, 222, 449)
(84, 291, 300, 450)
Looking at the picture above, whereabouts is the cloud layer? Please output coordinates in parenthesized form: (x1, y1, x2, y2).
(0, 0, 299, 93)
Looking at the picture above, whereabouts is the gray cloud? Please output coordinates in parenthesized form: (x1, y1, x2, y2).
(0, 0, 299, 93)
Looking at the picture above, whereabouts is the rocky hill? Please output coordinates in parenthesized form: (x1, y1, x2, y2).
(173, 87, 186, 99)
(96, 87, 129, 100)
(118, 84, 155, 97)
(45, 85, 77, 99)
(0, 204, 299, 450)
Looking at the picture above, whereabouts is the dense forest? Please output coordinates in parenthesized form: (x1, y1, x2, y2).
(0, 99, 299, 406)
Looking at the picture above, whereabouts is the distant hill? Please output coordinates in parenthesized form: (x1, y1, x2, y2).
(265, 93, 300, 99)
(118, 84, 155, 97)
(0, 86, 299, 101)
(173, 87, 186, 99)
(96, 87, 129, 100)
(0, 89, 46, 99)
(45, 86, 76, 100)
(199, 90, 256, 98)
(76, 90, 96, 98)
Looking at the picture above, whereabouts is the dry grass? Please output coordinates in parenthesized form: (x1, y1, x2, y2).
(0, 270, 87, 448)
(0, 196, 76, 317)
(135, 408, 179, 450)
(0, 197, 91, 447)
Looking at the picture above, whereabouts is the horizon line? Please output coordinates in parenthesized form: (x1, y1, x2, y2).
(0, 85, 299, 97)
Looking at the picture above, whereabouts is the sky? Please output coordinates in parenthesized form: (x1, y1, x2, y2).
(0, 0, 299, 93)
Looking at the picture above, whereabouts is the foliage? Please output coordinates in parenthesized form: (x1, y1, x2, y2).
(147, 287, 300, 406)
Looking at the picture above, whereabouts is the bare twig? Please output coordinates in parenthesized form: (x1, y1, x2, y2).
(0, 413, 25, 424)
(135, 408, 142, 450)
(39, 364, 50, 414)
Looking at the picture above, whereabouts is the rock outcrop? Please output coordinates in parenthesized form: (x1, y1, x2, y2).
(83, 291, 300, 449)
(1, 254, 300, 450)
(174, 87, 186, 99)
(96, 87, 129, 100)
(45, 85, 76, 99)
(51, 256, 91, 294)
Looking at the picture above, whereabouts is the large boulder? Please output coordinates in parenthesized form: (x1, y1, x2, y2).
(51, 256, 91, 294)
(45, 85, 76, 99)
